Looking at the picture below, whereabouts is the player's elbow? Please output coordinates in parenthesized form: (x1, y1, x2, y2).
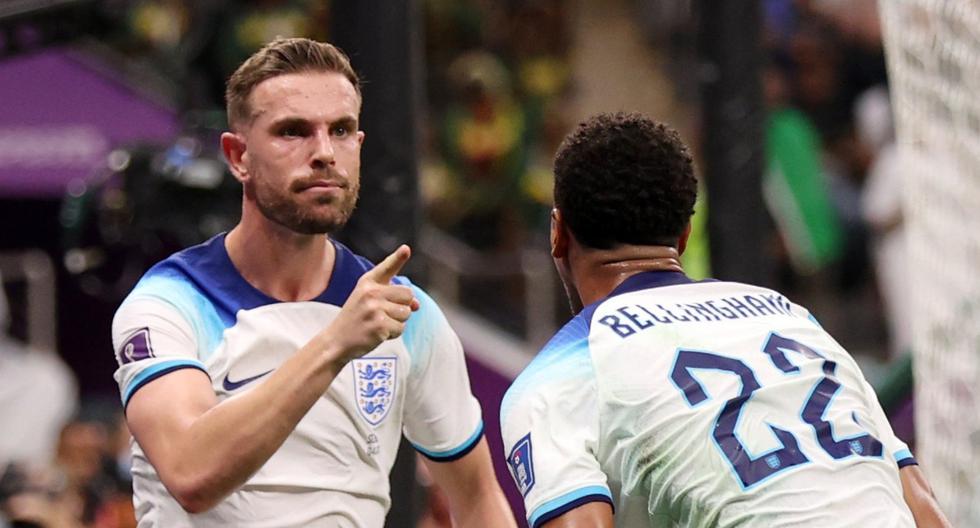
(173, 489, 218, 514)
(175, 496, 210, 514)
(169, 475, 223, 514)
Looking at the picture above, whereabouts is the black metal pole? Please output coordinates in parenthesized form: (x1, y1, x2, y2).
(697, 0, 770, 285)
(331, 0, 423, 265)
(329, 2, 423, 527)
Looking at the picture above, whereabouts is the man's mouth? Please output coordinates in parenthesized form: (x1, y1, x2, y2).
(296, 178, 346, 192)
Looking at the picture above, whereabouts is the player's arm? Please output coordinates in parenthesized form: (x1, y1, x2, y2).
(539, 502, 613, 528)
(398, 285, 515, 526)
(126, 246, 417, 513)
(835, 351, 951, 528)
(899, 465, 951, 528)
(421, 437, 516, 527)
(500, 334, 612, 528)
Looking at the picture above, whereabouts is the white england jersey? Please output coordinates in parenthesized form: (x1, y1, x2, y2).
(112, 234, 483, 527)
(501, 271, 916, 527)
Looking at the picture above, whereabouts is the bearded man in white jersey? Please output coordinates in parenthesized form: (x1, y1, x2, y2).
(499, 112, 949, 527)
(111, 37, 515, 527)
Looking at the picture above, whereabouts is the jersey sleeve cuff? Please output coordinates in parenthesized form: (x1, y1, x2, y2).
(412, 419, 484, 462)
(894, 448, 918, 468)
(528, 485, 613, 528)
(123, 359, 209, 409)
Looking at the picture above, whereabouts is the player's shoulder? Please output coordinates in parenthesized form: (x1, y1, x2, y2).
(504, 273, 694, 411)
(112, 235, 239, 352)
(117, 233, 250, 323)
(502, 308, 596, 421)
(118, 234, 223, 307)
(397, 276, 454, 376)
(139, 233, 225, 283)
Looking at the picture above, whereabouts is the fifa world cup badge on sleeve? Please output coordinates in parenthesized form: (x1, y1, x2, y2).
(118, 327, 155, 364)
(353, 358, 397, 426)
(508, 433, 535, 496)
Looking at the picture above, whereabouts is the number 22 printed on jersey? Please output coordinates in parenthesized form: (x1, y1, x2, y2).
(669, 333, 883, 488)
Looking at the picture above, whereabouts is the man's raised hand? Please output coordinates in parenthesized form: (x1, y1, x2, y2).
(326, 245, 419, 362)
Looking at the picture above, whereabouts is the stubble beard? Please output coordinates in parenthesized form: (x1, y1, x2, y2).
(252, 173, 360, 235)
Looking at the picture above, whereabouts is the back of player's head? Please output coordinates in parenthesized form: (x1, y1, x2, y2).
(225, 37, 360, 130)
(553, 112, 697, 249)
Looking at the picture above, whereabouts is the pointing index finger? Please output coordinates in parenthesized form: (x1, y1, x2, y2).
(365, 244, 411, 284)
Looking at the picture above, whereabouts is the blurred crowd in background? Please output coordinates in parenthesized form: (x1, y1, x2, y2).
(0, 0, 913, 526)
(761, 0, 909, 360)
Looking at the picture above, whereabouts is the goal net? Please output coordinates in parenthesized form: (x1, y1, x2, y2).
(878, 0, 980, 523)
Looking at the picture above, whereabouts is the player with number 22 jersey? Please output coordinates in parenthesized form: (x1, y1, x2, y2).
(502, 274, 915, 526)
(500, 113, 948, 527)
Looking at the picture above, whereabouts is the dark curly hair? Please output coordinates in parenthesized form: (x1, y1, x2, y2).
(553, 112, 697, 249)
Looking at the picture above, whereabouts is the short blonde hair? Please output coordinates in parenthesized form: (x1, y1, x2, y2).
(225, 37, 360, 128)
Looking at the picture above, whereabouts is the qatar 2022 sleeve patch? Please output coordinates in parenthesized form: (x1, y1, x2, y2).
(117, 327, 155, 364)
(508, 433, 535, 496)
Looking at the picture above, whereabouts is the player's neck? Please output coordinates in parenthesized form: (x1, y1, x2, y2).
(225, 211, 335, 302)
(571, 243, 684, 307)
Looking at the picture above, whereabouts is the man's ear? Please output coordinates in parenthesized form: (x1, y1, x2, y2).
(551, 208, 569, 259)
(677, 222, 692, 256)
(221, 132, 249, 183)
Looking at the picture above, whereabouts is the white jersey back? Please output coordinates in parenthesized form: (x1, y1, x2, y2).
(112, 234, 483, 527)
(501, 271, 915, 527)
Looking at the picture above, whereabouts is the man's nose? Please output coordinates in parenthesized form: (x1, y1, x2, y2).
(311, 131, 335, 168)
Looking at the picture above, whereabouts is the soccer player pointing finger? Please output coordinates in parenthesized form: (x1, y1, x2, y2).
(327, 245, 420, 358)
(112, 38, 514, 527)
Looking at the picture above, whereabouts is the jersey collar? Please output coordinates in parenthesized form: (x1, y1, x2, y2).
(607, 270, 696, 299)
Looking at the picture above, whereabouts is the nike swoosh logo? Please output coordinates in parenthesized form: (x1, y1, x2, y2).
(222, 369, 273, 391)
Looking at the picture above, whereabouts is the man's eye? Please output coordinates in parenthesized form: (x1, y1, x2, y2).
(332, 126, 349, 137)
(281, 127, 302, 137)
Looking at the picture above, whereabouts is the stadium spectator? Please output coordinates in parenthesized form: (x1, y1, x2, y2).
(0, 273, 77, 472)
(0, 405, 133, 528)
(500, 112, 949, 527)
(857, 86, 910, 358)
(201, 0, 330, 107)
(763, 2, 890, 294)
(111, 38, 514, 526)
(55, 404, 136, 528)
(762, 53, 844, 277)
(433, 50, 530, 251)
(422, 1, 573, 252)
(0, 461, 82, 528)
